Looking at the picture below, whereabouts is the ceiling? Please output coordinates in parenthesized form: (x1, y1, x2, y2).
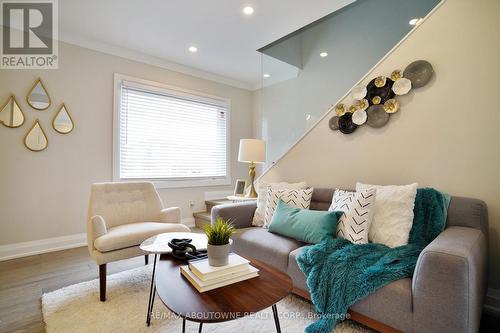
(58, 0, 354, 89)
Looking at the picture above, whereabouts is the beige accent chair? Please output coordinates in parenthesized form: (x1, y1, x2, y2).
(87, 182, 190, 301)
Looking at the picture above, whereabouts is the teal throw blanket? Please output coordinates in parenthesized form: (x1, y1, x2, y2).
(296, 188, 450, 333)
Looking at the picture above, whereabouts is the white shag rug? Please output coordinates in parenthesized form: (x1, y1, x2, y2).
(42, 265, 373, 333)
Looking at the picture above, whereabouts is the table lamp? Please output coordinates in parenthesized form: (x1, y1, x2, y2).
(238, 139, 266, 198)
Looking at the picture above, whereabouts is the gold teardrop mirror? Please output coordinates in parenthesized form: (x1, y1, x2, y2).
(52, 104, 74, 134)
(27, 79, 51, 110)
(0, 95, 25, 128)
(24, 119, 48, 152)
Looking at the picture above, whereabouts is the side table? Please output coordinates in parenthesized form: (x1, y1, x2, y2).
(140, 232, 207, 326)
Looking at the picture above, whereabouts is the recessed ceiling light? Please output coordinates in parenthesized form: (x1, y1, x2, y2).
(188, 46, 198, 53)
(409, 18, 421, 26)
(263, 73, 270, 78)
(243, 6, 254, 15)
(320, 52, 328, 57)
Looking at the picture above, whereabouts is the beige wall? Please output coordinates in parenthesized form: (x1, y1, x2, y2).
(260, 0, 500, 288)
(0, 42, 253, 245)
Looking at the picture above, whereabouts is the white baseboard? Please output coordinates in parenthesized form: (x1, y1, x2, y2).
(485, 288, 500, 316)
(181, 217, 196, 228)
(0, 233, 87, 262)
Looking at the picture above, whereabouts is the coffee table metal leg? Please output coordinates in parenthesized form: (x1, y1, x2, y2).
(150, 285, 156, 312)
(146, 253, 158, 326)
(272, 304, 281, 333)
(198, 322, 203, 333)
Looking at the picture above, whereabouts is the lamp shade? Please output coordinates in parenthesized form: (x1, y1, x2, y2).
(238, 139, 266, 163)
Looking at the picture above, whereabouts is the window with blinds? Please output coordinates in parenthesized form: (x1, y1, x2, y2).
(117, 79, 229, 185)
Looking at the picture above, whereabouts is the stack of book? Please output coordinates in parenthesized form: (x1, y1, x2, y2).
(180, 253, 259, 292)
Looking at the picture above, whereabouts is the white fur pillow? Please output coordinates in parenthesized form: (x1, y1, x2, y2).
(328, 189, 376, 244)
(252, 181, 307, 227)
(356, 182, 418, 248)
(263, 187, 313, 228)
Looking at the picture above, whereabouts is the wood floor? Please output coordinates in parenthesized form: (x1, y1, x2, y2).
(0, 246, 147, 333)
(0, 246, 499, 333)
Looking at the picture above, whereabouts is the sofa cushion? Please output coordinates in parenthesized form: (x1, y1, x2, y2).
(356, 182, 418, 247)
(350, 278, 413, 332)
(94, 222, 190, 252)
(231, 227, 304, 271)
(288, 247, 412, 332)
(287, 247, 309, 291)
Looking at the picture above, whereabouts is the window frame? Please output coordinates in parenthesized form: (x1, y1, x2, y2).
(113, 73, 231, 189)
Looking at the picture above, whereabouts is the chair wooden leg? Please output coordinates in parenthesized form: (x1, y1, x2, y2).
(145, 254, 149, 265)
(99, 264, 106, 302)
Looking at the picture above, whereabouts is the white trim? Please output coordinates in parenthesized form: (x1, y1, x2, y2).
(258, 0, 447, 179)
(121, 79, 230, 107)
(59, 32, 253, 90)
(181, 217, 196, 228)
(113, 73, 232, 189)
(0, 233, 87, 262)
(485, 288, 500, 316)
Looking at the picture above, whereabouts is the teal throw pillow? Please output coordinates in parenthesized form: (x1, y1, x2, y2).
(268, 199, 342, 244)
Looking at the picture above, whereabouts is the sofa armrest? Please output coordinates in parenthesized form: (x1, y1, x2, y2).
(412, 226, 487, 333)
(159, 207, 181, 223)
(447, 196, 488, 236)
(211, 202, 257, 229)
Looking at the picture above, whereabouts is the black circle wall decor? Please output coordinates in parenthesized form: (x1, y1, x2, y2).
(338, 112, 357, 134)
(366, 77, 395, 106)
(403, 60, 434, 88)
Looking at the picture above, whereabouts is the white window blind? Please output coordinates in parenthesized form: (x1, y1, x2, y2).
(118, 81, 228, 182)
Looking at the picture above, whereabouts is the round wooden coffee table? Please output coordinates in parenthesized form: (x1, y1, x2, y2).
(155, 255, 292, 333)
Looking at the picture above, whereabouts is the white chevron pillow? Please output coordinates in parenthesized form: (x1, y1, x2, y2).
(263, 187, 314, 228)
(252, 181, 308, 227)
(328, 189, 376, 244)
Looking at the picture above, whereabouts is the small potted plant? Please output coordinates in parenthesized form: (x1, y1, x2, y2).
(203, 217, 235, 267)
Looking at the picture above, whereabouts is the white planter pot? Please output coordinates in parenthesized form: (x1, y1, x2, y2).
(207, 239, 233, 267)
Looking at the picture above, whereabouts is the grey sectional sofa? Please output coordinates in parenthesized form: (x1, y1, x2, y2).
(211, 188, 488, 333)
